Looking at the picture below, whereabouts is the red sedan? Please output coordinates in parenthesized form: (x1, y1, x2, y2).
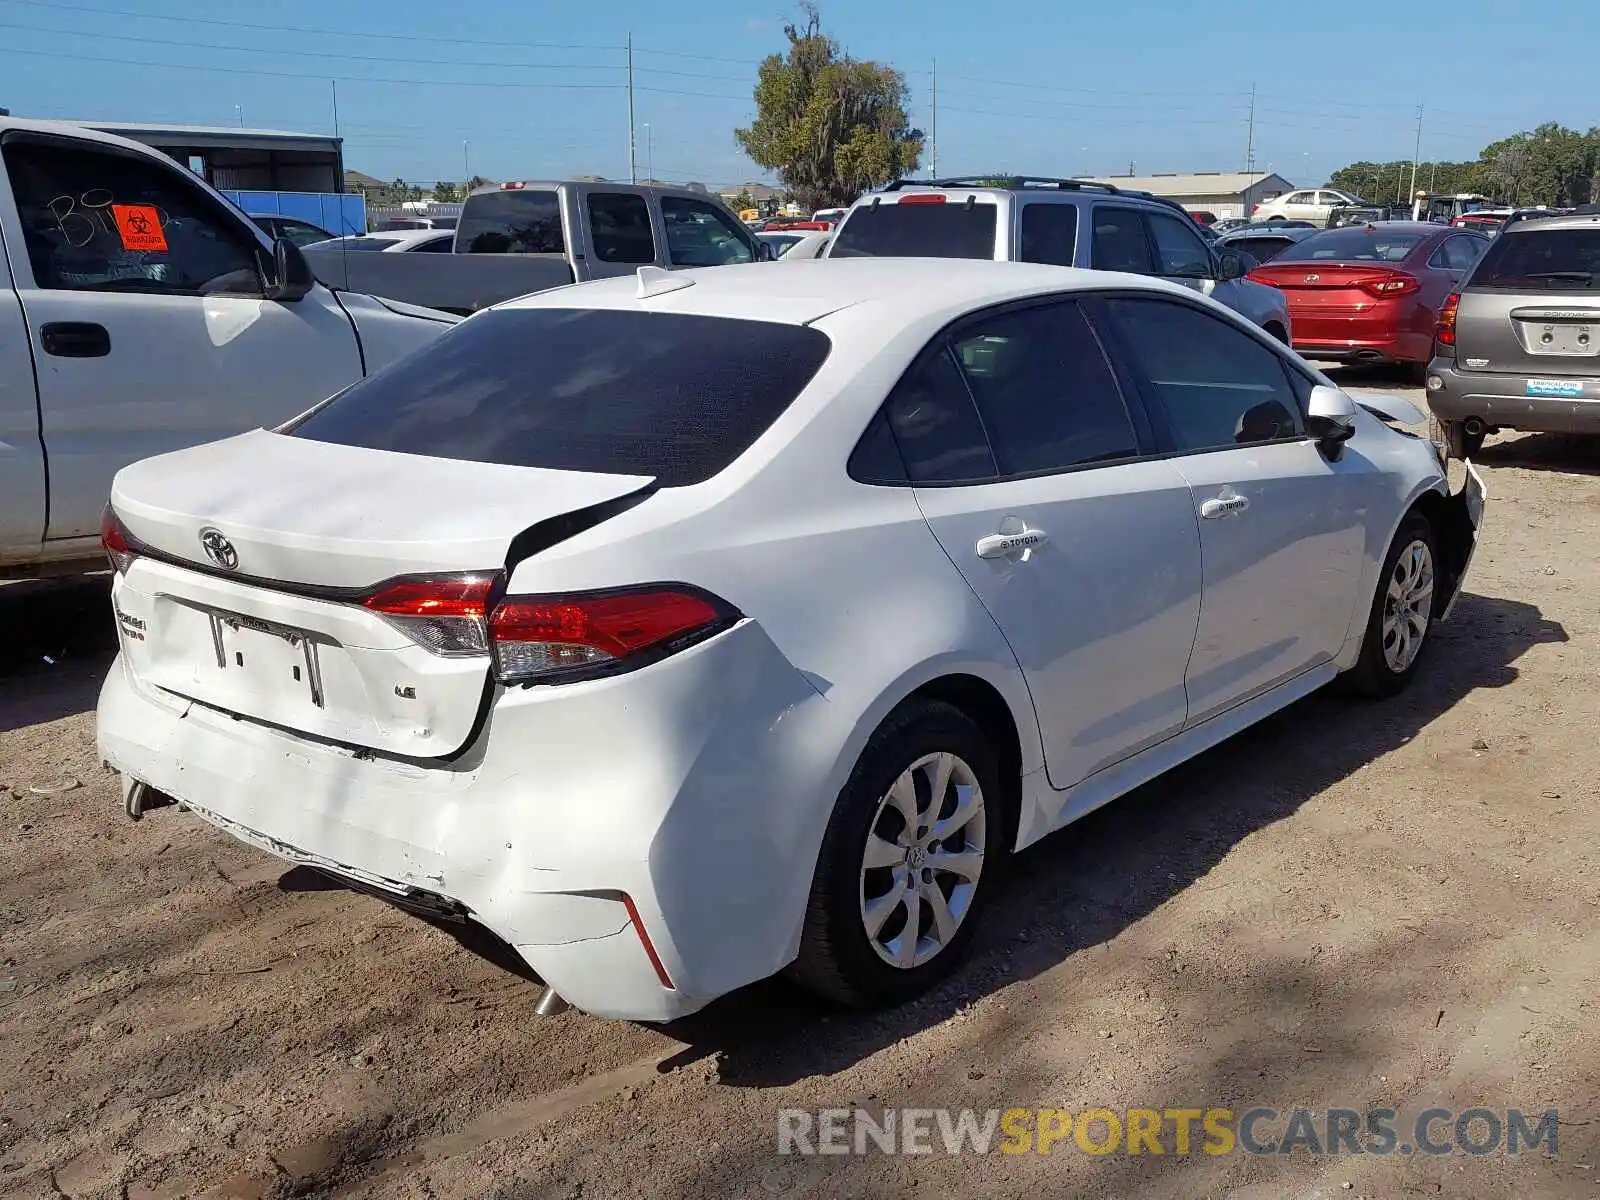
(1247, 223, 1489, 376)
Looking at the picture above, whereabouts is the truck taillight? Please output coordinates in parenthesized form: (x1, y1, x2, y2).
(489, 586, 738, 684)
(100, 505, 138, 574)
(1436, 291, 1462, 348)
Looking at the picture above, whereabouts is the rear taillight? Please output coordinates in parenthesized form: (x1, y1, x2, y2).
(100, 505, 137, 574)
(1360, 273, 1421, 298)
(1436, 291, 1462, 348)
(898, 193, 948, 205)
(489, 586, 737, 684)
(363, 574, 497, 656)
(1247, 270, 1279, 287)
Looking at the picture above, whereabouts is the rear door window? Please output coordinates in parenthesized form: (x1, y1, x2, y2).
(1469, 228, 1600, 289)
(287, 309, 830, 486)
(455, 190, 565, 253)
(1018, 203, 1078, 266)
(880, 348, 997, 483)
(831, 201, 999, 259)
(586, 192, 655, 264)
(1091, 207, 1156, 273)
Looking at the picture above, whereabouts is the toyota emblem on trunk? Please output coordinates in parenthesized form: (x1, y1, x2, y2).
(199, 528, 239, 570)
(1304, 273, 1320, 283)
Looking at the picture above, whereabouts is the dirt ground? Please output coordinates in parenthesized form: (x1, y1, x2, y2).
(2, 373, 1598, 1199)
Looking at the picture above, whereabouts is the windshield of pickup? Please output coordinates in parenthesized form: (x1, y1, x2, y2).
(830, 199, 999, 259)
(455, 190, 564, 254)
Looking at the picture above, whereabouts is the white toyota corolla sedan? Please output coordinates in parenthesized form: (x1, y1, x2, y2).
(97, 259, 1485, 1021)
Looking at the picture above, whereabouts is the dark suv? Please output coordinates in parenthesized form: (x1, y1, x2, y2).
(1427, 207, 1600, 457)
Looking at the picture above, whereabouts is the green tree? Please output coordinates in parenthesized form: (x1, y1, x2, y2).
(432, 181, 463, 203)
(735, 5, 922, 211)
(730, 189, 757, 212)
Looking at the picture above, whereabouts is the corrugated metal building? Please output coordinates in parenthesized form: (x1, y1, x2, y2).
(1083, 171, 1296, 218)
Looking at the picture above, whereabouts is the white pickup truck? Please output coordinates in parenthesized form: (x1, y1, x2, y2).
(0, 118, 458, 578)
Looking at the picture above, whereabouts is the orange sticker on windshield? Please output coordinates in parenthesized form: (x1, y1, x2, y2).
(111, 204, 167, 252)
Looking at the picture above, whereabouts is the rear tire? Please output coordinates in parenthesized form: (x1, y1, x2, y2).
(1432, 417, 1485, 460)
(1340, 511, 1439, 698)
(788, 699, 1005, 1009)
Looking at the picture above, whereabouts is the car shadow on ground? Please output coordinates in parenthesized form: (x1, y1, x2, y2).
(0, 575, 117, 733)
(651, 590, 1565, 1085)
(1473, 432, 1600, 477)
(1320, 362, 1424, 391)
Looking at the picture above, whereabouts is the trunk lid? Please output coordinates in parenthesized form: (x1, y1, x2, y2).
(1249, 262, 1406, 311)
(109, 430, 653, 757)
(1454, 290, 1600, 376)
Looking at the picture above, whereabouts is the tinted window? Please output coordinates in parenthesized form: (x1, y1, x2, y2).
(1091, 208, 1154, 273)
(951, 302, 1139, 474)
(1224, 235, 1295, 262)
(847, 410, 909, 485)
(1146, 211, 1212, 278)
(414, 235, 454, 252)
(456, 190, 564, 253)
(1431, 236, 1485, 271)
(275, 218, 334, 246)
(1274, 227, 1429, 263)
(587, 192, 655, 264)
(660, 197, 754, 267)
(1105, 298, 1303, 452)
(1019, 203, 1078, 267)
(881, 348, 996, 483)
(831, 202, 998, 260)
(1470, 228, 1600, 289)
(289, 309, 829, 487)
(312, 236, 397, 251)
(3, 137, 264, 295)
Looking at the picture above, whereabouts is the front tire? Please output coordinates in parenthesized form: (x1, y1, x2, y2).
(788, 699, 1004, 1008)
(1340, 511, 1439, 697)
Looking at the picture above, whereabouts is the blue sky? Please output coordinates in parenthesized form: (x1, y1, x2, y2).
(2, 0, 1594, 191)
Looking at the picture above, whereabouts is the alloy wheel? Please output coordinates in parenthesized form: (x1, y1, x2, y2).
(1382, 539, 1435, 673)
(858, 751, 987, 969)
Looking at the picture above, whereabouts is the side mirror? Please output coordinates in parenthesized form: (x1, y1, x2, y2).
(1306, 384, 1358, 457)
(265, 237, 315, 302)
(757, 240, 777, 262)
(1216, 250, 1248, 281)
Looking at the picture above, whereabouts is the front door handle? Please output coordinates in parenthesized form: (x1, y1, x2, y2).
(976, 527, 1048, 560)
(1199, 489, 1250, 519)
(40, 322, 111, 358)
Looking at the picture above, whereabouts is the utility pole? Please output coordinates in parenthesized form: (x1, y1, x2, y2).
(1408, 102, 1424, 213)
(330, 80, 339, 140)
(463, 140, 470, 183)
(929, 58, 937, 179)
(1244, 83, 1256, 173)
(627, 34, 638, 184)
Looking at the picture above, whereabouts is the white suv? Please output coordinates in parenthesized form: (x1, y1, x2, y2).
(1253, 188, 1366, 227)
(825, 176, 1291, 343)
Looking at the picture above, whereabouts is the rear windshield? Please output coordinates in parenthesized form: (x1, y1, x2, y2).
(287, 309, 831, 486)
(1223, 235, 1295, 262)
(1272, 227, 1428, 263)
(455, 191, 564, 254)
(1469, 228, 1600, 289)
(831, 201, 998, 259)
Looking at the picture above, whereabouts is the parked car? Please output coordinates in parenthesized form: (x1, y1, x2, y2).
(1427, 207, 1600, 458)
(249, 214, 337, 246)
(824, 176, 1292, 342)
(371, 215, 458, 231)
(1328, 205, 1399, 229)
(305, 181, 773, 315)
(1213, 225, 1316, 263)
(1248, 223, 1489, 377)
(1450, 209, 1513, 234)
(1254, 188, 1367, 227)
(306, 230, 455, 254)
(0, 117, 458, 579)
(758, 231, 809, 257)
(98, 258, 1484, 1021)
(1188, 210, 1218, 226)
(811, 208, 848, 226)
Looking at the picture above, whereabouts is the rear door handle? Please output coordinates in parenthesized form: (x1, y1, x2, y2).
(40, 322, 111, 358)
(976, 527, 1048, 559)
(1199, 490, 1250, 519)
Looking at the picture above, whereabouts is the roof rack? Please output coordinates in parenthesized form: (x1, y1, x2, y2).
(879, 175, 1196, 220)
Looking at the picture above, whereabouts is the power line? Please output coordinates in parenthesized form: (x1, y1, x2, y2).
(0, 44, 624, 88)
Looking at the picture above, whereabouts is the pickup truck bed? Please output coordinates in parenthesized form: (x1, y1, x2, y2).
(304, 249, 576, 316)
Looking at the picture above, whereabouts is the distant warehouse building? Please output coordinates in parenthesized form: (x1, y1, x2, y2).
(1083, 171, 1295, 218)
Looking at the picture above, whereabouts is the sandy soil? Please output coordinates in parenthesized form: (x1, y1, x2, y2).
(2, 375, 1598, 1199)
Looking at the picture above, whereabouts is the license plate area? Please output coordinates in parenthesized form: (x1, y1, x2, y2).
(1518, 321, 1600, 357)
(206, 609, 326, 708)
(1525, 377, 1589, 398)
